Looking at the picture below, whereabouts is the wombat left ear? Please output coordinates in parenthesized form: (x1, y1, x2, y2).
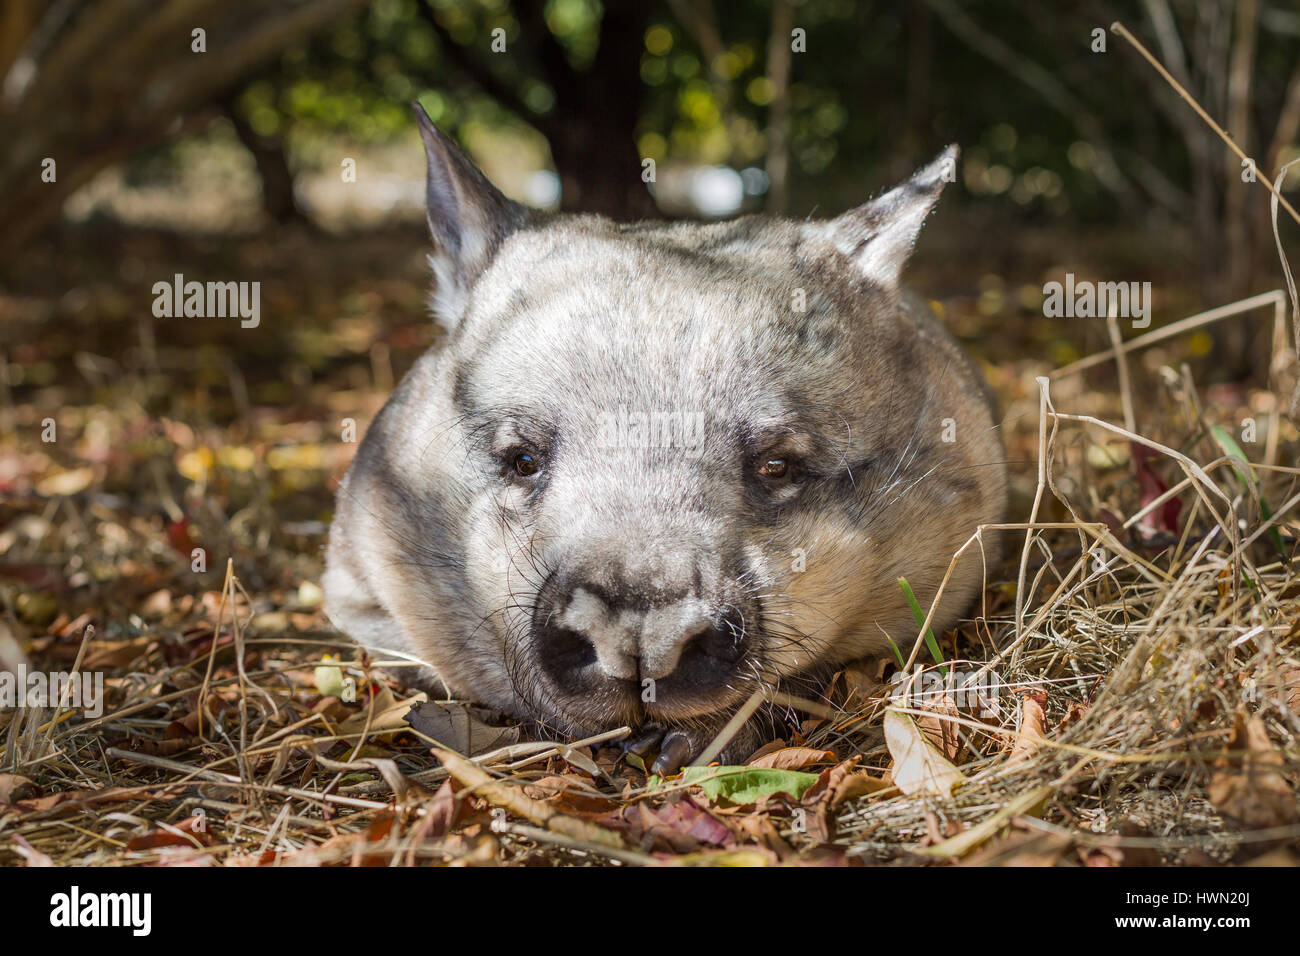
(823, 145, 958, 288)
(413, 101, 528, 330)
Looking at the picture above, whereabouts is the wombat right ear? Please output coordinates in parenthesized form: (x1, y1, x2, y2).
(413, 101, 528, 331)
(822, 145, 959, 289)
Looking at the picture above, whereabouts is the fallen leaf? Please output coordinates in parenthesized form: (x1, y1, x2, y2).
(609, 795, 734, 853)
(799, 756, 893, 841)
(0, 774, 38, 804)
(126, 816, 214, 851)
(1006, 692, 1048, 767)
(833, 657, 887, 709)
(747, 747, 837, 771)
(1132, 443, 1182, 539)
(12, 786, 157, 820)
(338, 684, 426, 741)
(404, 699, 519, 755)
(1207, 711, 1298, 829)
(679, 765, 820, 805)
(523, 775, 618, 815)
(883, 708, 965, 798)
(916, 694, 963, 762)
(434, 747, 627, 851)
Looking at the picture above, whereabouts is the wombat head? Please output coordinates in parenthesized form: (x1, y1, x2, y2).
(323, 105, 1006, 747)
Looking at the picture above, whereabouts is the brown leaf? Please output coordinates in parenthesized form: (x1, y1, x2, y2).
(833, 657, 887, 709)
(404, 699, 519, 755)
(338, 684, 425, 741)
(747, 747, 837, 771)
(1054, 701, 1089, 733)
(729, 813, 795, 859)
(0, 774, 38, 804)
(916, 694, 964, 762)
(799, 757, 894, 842)
(434, 747, 627, 851)
(83, 636, 154, 670)
(1207, 712, 1298, 829)
(1006, 692, 1048, 767)
(12, 786, 147, 820)
(126, 816, 213, 851)
(741, 738, 789, 764)
(523, 775, 619, 815)
(414, 778, 461, 840)
(609, 795, 735, 853)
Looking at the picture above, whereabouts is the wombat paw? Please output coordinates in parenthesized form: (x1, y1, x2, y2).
(621, 721, 763, 775)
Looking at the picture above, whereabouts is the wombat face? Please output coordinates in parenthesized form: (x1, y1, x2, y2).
(323, 106, 1007, 752)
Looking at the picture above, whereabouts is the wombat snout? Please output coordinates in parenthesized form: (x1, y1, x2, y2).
(532, 567, 752, 707)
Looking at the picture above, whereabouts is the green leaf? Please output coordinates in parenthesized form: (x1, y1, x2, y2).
(679, 766, 820, 805)
(897, 577, 946, 673)
(1208, 425, 1287, 563)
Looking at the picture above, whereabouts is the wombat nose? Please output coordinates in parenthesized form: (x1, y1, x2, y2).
(533, 582, 748, 691)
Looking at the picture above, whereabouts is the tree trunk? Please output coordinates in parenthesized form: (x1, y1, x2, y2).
(548, 0, 655, 220)
(225, 100, 306, 226)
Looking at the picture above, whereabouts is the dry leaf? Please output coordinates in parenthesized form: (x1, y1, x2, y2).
(835, 657, 886, 709)
(404, 699, 519, 755)
(883, 708, 965, 799)
(799, 756, 893, 841)
(747, 747, 837, 771)
(0, 774, 38, 804)
(1006, 692, 1047, 767)
(338, 685, 426, 741)
(1207, 711, 1298, 829)
(917, 693, 963, 762)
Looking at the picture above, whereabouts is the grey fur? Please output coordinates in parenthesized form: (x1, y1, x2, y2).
(323, 107, 1007, 760)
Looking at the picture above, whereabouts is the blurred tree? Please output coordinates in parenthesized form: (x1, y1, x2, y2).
(417, 0, 656, 218)
(0, 0, 374, 255)
(3, 0, 1298, 314)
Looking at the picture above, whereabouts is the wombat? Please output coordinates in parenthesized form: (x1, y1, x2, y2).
(323, 103, 1007, 772)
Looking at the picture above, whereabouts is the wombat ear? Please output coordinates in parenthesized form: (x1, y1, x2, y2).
(413, 101, 528, 330)
(824, 145, 958, 288)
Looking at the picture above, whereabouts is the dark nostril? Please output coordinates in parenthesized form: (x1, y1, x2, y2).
(540, 625, 596, 672)
(680, 613, 747, 666)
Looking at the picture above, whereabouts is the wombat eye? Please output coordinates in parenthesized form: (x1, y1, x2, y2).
(513, 452, 540, 477)
(757, 457, 788, 479)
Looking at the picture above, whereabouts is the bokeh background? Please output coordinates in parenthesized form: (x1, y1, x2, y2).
(1, 0, 1298, 609)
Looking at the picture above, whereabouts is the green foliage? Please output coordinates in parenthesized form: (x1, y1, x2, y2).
(678, 765, 821, 804)
(217, 0, 1300, 221)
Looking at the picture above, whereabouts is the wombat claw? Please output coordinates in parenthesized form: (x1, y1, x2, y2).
(650, 730, 697, 776)
(620, 725, 701, 775)
(622, 724, 666, 762)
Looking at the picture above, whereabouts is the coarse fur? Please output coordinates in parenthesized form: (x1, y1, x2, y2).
(323, 104, 1008, 766)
